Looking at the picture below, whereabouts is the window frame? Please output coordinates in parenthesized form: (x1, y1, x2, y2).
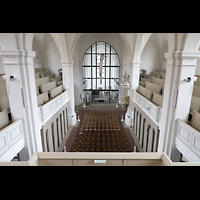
(82, 41, 120, 103)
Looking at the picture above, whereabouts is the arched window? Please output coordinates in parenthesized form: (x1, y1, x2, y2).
(82, 41, 120, 103)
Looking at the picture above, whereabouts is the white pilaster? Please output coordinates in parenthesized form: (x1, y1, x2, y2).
(131, 61, 141, 90)
(125, 61, 141, 126)
(61, 60, 77, 126)
(0, 49, 43, 160)
(158, 51, 200, 161)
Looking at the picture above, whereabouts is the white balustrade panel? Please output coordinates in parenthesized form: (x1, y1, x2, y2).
(0, 119, 25, 161)
(132, 90, 162, 126)
(175, 119, 200, 162)
(38, 90, 69, 127)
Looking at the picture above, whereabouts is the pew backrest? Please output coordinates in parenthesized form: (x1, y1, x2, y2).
(37, 92, 49, 106)
(0, 81, 6, 86)
(35, 72, 40, 79)
(139, 85, 153, 100)
(141, 77, 152, 83)
(194, 79, 200, 86)
(35, 68, 46, 73)
(0, 109, 9, 130)
(161, 73, 166, 80)
(145, 81, 162, 94)
(152, 92, 163, 107)
(41, 71, 51, 78)
(49, 74, 55, 79)
(144, 74, 154, 79)
(49, 85, 63, 99)
(191, 110, 200, 131)
(151, 71, 162, 78)
(190, 96, 200, 112)
(193, 86, 200, 98)
(156, 69, 166, 73)
(0, 86, 7, 94)
(35, 76, 49, 87)
(0, 96, 10, 111)
(161, 86, 164, 96)
(152, 77, 165, 87)
(50, 77, 61, 82)
(40, 81, 57, 94)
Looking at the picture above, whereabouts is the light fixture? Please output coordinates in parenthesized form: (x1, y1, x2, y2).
(120, 71, 131, 88)
(184, 77, 191, 83)
(10, 76, 15, 81)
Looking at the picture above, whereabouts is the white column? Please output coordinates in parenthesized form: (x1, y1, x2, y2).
(131, 61, 141, 90)
(158, 51, 200, 161)
(73, 62, 82, 106)
(0, 49, 43, 160)
(125, 61, 141, 126)
(61, 60, 77, 126)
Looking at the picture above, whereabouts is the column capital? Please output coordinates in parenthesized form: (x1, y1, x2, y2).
(0, 49, 35, 57)
(165, 51, 200, 66)
(129, 61, 141, 67)
(0, 49, 35, 65)
(60, 60, 74, 66)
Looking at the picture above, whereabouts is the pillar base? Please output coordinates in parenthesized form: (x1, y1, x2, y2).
(68, 112, 77, 126)
(125, 113, 132, 126)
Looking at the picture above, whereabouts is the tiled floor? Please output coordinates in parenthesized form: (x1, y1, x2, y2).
(63, 103, 139, 152)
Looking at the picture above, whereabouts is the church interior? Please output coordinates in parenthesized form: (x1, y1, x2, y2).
(0, 33, 200, 166)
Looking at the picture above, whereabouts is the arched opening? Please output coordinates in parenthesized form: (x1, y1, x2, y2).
(0, 45, 4, 75)
(140, 33, 168, 74)
(32, 33, 61, 76)
(0, 44, 11, 121)
(82, 41, 120, 104)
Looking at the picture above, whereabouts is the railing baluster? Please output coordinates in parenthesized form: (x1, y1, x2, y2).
(133, 107, 136, 132)
(136, 111, 139, 136)
(138, 113, 142, 141)
(146, 125, 151, 152)
(151, 128, 155, 152)
(142, 118, 146, 148)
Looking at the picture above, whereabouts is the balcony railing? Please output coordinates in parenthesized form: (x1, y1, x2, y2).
(0, 118, 24, 161)
(175, 119, 200, 162)
(38, 90, 69, 127)
(132, 90, 162, 126)
(0, 152, 200, 166)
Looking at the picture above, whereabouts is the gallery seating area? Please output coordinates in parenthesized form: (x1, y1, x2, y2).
(0, 75, 11, 131)
(35, 67, 63, 106)
(138, 69, 165, 107)
(188, 77, 200, 131)
(190, 77, 200, 114)
(71, 112, 133, 152)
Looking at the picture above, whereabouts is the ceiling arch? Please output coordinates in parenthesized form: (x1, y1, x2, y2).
(70, 33, 131, 65)
(0, 33, 18, 49)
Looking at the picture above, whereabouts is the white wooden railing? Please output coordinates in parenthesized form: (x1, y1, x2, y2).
(0, 118, 25, 161)
(38, 90, 69, 127)
(37, 90, 69, 153)
(175, 119, 200, 162)
(1, 152, 200, 166)
(132, 90, 162, 126)
(132, 90, 160, 152)
(40, 102, 68, 152)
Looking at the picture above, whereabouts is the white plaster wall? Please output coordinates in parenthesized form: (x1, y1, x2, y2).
(33, 41, 42, 67)
(0, 56, 4, 74)
(140, 41, 160, 74)
(32, 33, 44, 69)
(195, 58, 200, 75)
(42, 34, 61, 76)
(73, 63, 82, 105)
